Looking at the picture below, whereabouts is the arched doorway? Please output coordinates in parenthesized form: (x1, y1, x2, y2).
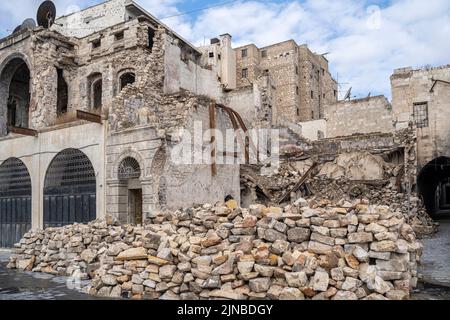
(118, 157, 142, 225)
(0, 57, 31, 135)
(44, 149, 96, 228)
(418, 157, 450, 218)
(0, 158, 31, 248)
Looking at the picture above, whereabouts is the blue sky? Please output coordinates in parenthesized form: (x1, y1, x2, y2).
(1, 0, 449, 99)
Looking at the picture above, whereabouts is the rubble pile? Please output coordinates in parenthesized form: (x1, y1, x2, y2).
(8, 199, 423, 300)
(241, 159, 436, 237)
(307, 178, 437, 236)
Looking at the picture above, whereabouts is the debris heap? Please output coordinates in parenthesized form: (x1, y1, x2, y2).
(8, 199, 422, 300)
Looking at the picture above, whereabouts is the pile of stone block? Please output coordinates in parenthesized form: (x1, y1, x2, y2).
(8, 199, 422, 300)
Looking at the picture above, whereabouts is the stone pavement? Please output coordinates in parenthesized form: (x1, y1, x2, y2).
(418, 220, 450, 288)
(0, 250, 98, 300)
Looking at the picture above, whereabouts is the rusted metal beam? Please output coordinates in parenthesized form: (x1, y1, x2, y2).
(76, 110, 102, 124)
(216, 104, 251, 163)
(8, 126, 38, 137)
(209, 102, 217, 177)
(277, 162, 318, 204)
(430, 78, 450, 93)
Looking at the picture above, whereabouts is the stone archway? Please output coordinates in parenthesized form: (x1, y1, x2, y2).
(0, 55, 32, 136)
(118, 157, 143, 225)
(418, 156, 450, 218)
(43, 148, 96, 227)
(0, 157, 32, 247)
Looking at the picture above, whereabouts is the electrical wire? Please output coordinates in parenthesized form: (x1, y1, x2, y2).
(0, 0, 240, 33)
(158, 0, 240, 20)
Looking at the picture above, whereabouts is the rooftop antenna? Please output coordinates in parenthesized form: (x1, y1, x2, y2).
(344, 87, 352, 101)
(37, 1, 56, 29)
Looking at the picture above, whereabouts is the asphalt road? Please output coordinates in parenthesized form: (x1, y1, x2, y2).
(0, 250, 96, 300)
(418, 220, 450, 288)
(0, 222, 449, 300)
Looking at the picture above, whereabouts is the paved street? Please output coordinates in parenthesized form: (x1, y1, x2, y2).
(0, 250, 97, 300)
(1, 222, 450, 300)
(418, 220, 450, 288)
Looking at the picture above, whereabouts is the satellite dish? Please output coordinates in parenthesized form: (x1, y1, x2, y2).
(344, 87, 352, 100)
(21, 18, 37, 31)
(37, 1, 56, 29)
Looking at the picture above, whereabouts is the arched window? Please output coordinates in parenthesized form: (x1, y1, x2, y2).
(118, 157, 141, 180)
(88, 73, 102, 110)
(120, 72, 135, 91)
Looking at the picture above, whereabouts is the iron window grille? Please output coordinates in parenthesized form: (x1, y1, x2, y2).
(118, 157, 141, 180)
(413, 102, 429, 128)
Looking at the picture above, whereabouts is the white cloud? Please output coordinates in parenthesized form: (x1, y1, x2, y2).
(161, 0, 450, 99)
(1, 0, 449, 99)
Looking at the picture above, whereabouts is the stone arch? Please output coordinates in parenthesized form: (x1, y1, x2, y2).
(113, 149, 146, 180)
(0, 157, 32, 247)
(43, 148, 96, 227)
(0, 54, 33, 136)
(417, 156, 450, 218)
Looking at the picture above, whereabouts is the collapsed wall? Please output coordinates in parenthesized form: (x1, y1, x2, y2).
(242, 127, 437, 236)
(8, 199, 422, 300)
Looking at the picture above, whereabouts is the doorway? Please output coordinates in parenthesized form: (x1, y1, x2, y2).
(128, 189, 143, 225)
(418, 157, 450, 218)
(118, 157, 143, 225)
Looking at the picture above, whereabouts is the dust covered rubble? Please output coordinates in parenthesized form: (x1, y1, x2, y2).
(8, 200, 422, 301)
(241, 159, 437, 237)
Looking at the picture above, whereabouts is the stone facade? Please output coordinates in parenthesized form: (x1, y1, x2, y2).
(324, 95, 395, 138)
(0, 0, 245, 233)
(234, 40, 338, 124)
(391, 65, 450, 168)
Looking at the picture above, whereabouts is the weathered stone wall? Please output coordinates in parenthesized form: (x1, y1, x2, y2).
(164, 35, 223, 99)
(391, 65, 450, 168)
(106, 89, 241, 223)
(53, 0, 132, 38)
(298, 45, 337, 121)
(298, 119, 327, 141)
(259, 41, 299, 124)
(234, 41, 337, 125)
(235, 44, 260, 89)
(224, 74, 273, 128)
(324, 95, 395, 138)
(0, 29, 76, 134)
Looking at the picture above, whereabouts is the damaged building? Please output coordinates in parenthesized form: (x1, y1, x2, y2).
(0, 0, 448, 252)
(0, 0, 249, 247)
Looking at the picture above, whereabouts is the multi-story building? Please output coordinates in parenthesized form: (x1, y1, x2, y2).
(0, 0, 250, 247)
(391, 65, 450, 216)
(234, 40, 338, 124)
